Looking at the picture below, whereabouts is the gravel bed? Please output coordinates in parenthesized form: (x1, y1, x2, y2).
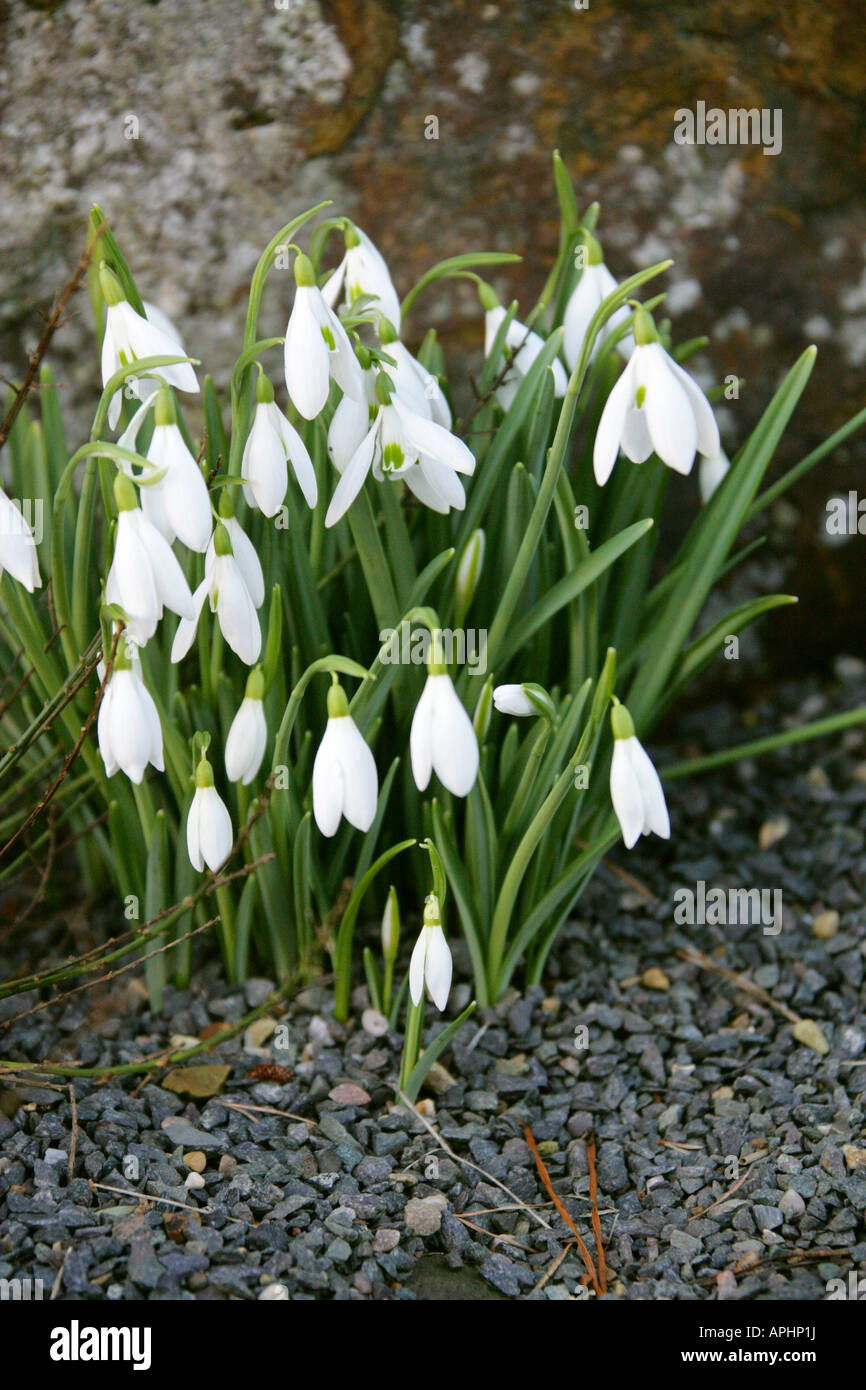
(1, 661, 865, 1300)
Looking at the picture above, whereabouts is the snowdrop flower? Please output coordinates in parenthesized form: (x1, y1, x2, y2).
(187, 752, 233, 873)
(378, 318, 451, 426)
(563, 230, 633, 370)
(311, 679, 378, 837)
(135, 387, 212, 552)
(609, 700, 670, 850)
(97, 636, 164, 783)
(242, 374, 317, 517)
(99, 265, 198, 429)
(0, 488, 41, 592)
(106, 473, 196, 648)
(698, 446, 731, 504)
(225, 667, 267, 785)
(493, 682, 555, 719)
(322, 222, 402, 331)
(593, 305, 720, 487)
(326, 372, 475, 526)
(481, 286, 567, 411)
(171, 512, 264, 666)
(410, 638, 479, 798)
(284, 253, 364, 420)
(409, 893, 452, 1012)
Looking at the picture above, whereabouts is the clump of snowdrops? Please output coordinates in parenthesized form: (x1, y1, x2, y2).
(2, 154, 864, 1090)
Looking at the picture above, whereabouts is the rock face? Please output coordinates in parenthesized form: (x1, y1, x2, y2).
(1, 0, 864, 668)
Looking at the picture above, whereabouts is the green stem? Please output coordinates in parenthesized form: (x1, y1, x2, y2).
(399, 993, 425, 1092)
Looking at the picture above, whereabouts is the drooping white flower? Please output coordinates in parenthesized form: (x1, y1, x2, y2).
(311, 680, 378, 836)
(409, 894, 452, 1012)
(378, 319, 451, 427)
(97, 638, 164, 783)
(99, 265, 198, 429)
(284, 253, 364, 420)
(483, 293, 568, 411)
(563, 233, 633, 369)
(225, 668, 267, 785)
(171, 515, 264, 667)
(410, 651, 479, 798)
(0, 487, 41, 592)
(609, 701, 670, 850)
(241, 375, 317, 517)
(187, 755, 233, 873)
(326, 374, 475, 526)
(493, 682, 556, 721)
(106, 473, 196, 648)
(135, 387, 212, 552)
(698, 447, 731, 504)
(593, 306, 720, 486)
(321, 223, 402, 331)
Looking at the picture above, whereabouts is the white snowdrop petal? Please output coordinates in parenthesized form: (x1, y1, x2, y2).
(285, 288, 331, 419)
(409, 676, 436, 791)
(667, 357, 721, 459)
(392, 399, 475, 477)
(626, 736, 670, 840)
(214, 556, 261, 665)
(333, 717, 378, 833)
(186, 792, 204, 872)
(430, 675, 479, 797)
(408, 930, 427, 1008)
(644, 343, 697, 474)
(132, 511, 196, 620)
(610, 739, 644, 850)
(593, 355, 637, 486)
(275, 409, 317, 509)
(492, 684, 536, 716)
(424, 925, 453, 1012)
(197, 785, 233, 871)
(224, 518, 265, 609)
(312, 722, 345, 837)
(325, 418, 379, 527)
(171, 577, 208, 663)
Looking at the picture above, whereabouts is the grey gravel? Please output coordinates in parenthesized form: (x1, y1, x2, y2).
(1, 670, 866, 1299)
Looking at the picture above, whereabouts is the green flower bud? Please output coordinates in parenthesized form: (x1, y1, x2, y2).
(381, 886, 400, 962)
(455, 529, 485, 625)
(113, 471, 138, 513)
(610, 700, 635, 741)
(326, 680, 350, 719)
(478, 282, 500, 312)
(195, 755, 215, 789)
(293, 253, 316, 288)
(154, 386, 177, 428)
(427, 628, 447, 676)
(99, 263, 125, 307)
(213, 522, 233, 558)
(632, 305, 659, 347)
(255, 374, 275, 405)
(423, 892, 441, 928)
(473, 675, 493, 743)
(245, 665, 266, 701)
